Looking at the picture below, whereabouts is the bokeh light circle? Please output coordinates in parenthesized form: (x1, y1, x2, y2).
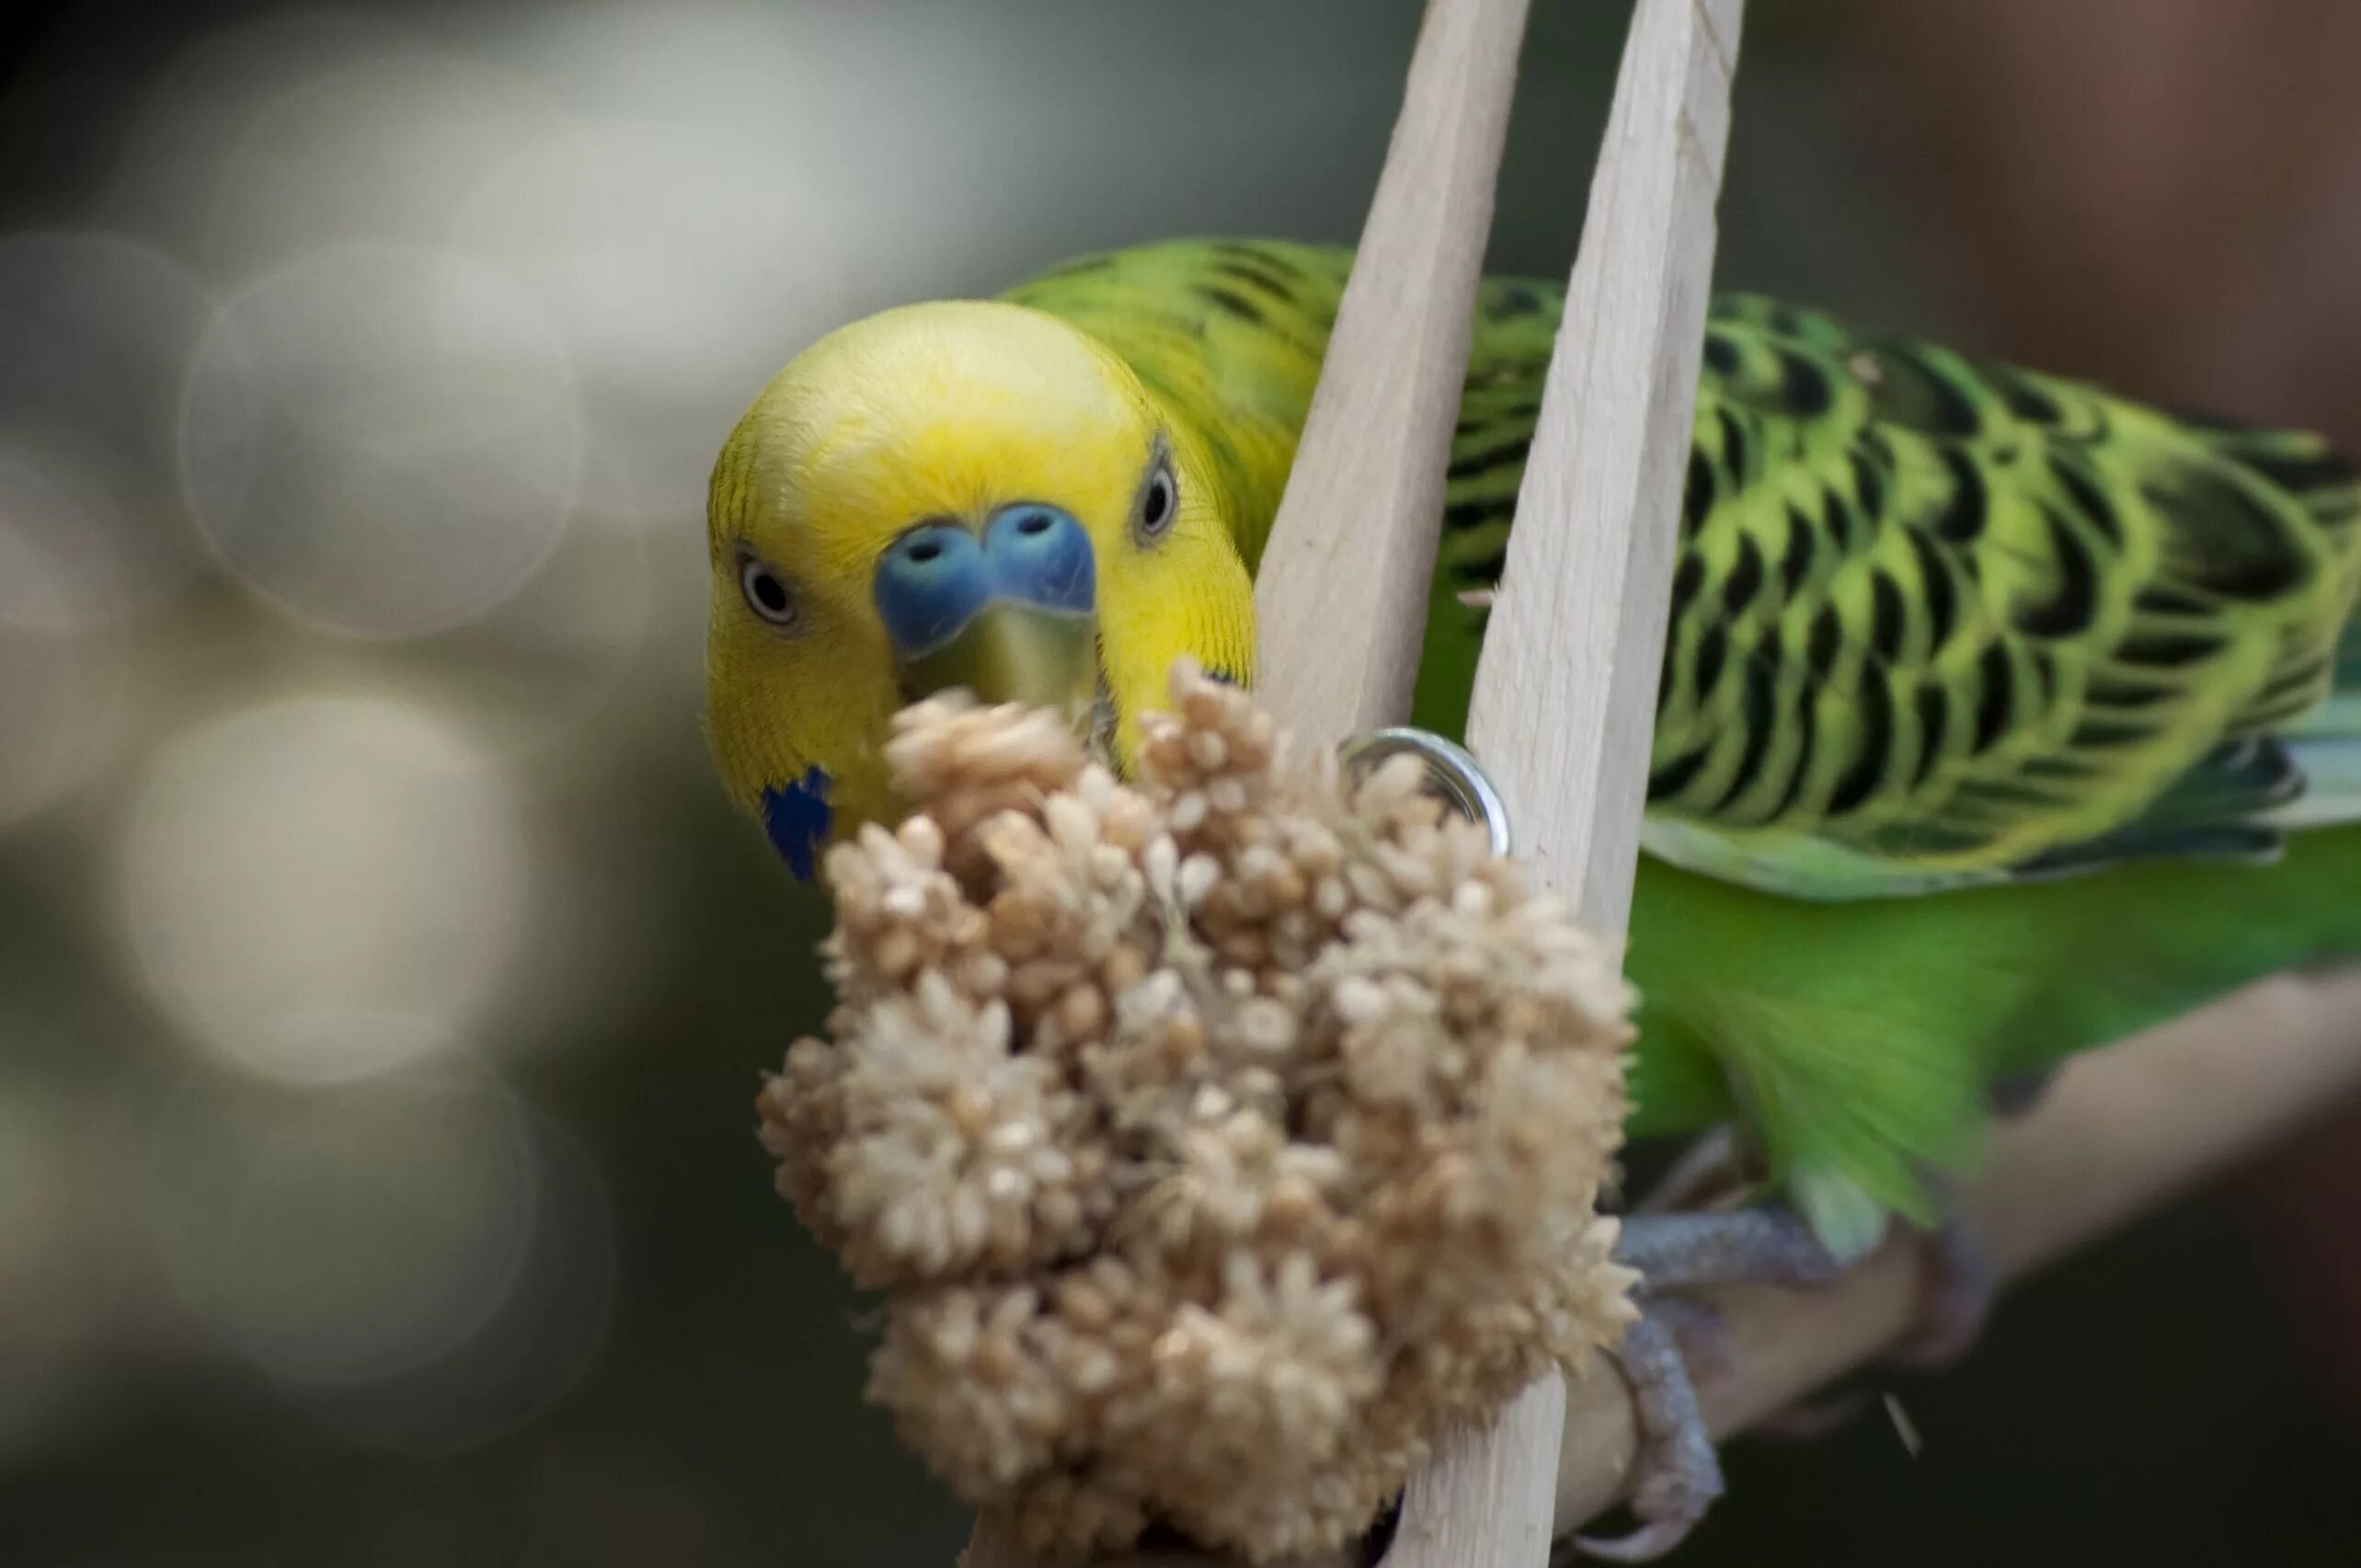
(304, 1102, 617, 1450)
(0, 459, 108, 827)
(178, 244, 584, 639)
(119, 693, 530, 1086)
(108, 11, 450, 257)
(450, 117, 846, 523)
(0, 1064, 131, 1457)
(199, 34, 565, 270)
(0, 231, 219, 624)
(151, 1061, 617, 1449)
(163, 1066, 535, 1389)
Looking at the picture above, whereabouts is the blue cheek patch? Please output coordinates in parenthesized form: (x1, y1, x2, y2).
(760, 767, 834, 881)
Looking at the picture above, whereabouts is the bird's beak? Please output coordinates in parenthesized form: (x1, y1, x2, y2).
(874, 505, 1099, 730)
(902, 599, 1098, 727)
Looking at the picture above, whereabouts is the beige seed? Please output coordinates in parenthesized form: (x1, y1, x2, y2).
(1055, 983, 1109, 1042)
(1161, 1013, 1205, 1067)
(872, 926, 921, 978)
(1182, 685, 1228, 727)
(1217, 930, 1268, 967)
(1101, 943, 1150, 993)
(1011, 959, 1083, 1010)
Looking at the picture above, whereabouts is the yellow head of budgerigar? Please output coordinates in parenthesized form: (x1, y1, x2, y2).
(704, 299, 1255, 876)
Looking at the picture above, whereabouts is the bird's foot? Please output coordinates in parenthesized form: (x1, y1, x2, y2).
(1888, 1193, 1997, 1370)
(1558, 1206, 1853, 1561)
(1578, 1175, 1999, 1544)
(1611, 1203, 1851, 1294)
(1564, 1309, 1725, 1563)
(1626, 1291, 1873, 1442)
(1641, 1295, 1736, 1394)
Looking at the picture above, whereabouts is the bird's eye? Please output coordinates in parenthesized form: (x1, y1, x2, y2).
(1134, 450, 1179, 544)
(739, 555, 798, 628)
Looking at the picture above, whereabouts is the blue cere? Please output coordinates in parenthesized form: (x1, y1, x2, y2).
(874, 522, 991, 658)
(983, 504, 1095, 614)
(760, 765, 834, 880)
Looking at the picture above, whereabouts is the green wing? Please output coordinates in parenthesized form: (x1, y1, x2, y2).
(1009, 241, 2361, 900)
(1421, 287, 2361, 898)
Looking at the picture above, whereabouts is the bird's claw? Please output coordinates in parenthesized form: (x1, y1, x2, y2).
(1562, 1165, 1996, 1557)
(1889, 1205, 1996, 1369)
(1641, 1294, 1736, 1396)
(1568, 1514, 1705, 1565)
(1563, 1309, 1725, 1562)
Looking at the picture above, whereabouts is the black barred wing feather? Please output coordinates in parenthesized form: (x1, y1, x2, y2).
(1432, 287, 2361, 899)
(1008, 242, 2361, 898)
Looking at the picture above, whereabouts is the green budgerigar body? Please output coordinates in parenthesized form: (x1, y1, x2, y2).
(1005, 238, 2361, 1253)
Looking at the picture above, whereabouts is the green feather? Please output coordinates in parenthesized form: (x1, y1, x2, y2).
(1004, 237, 2361, 1245)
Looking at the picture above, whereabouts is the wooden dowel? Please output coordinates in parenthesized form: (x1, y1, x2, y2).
(1461, 0, 1742, 934)
(1553, 967, 2361, 1530)
(1404, 3, 1744, 1566)
(1249, 0, 1533, 754)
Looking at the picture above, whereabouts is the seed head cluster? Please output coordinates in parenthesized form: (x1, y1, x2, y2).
(759, 659, 1638, 1562)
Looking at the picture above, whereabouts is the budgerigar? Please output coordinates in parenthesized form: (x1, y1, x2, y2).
(702, 239, 2361, 1554)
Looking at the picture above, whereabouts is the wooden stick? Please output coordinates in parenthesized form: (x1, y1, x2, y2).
(1249, 0, 1533, 754)
(1553, 967, 2361, 1531)
(1398, 4, 1743, 1566)
(1461, 0, 1743, 933)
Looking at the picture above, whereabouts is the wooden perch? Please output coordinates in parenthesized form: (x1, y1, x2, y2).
(1553, 967, 2361, 1532)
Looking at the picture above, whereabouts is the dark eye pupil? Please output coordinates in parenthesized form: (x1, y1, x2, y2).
(751, 570, 789, 614)
(1144, 475, 1171, 526)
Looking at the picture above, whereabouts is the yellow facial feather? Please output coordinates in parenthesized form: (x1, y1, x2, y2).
(703, 299, 1255, 871)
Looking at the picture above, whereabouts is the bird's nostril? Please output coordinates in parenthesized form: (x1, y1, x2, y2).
(980, 504, 1094, 616)
(874, 524, 991, 659)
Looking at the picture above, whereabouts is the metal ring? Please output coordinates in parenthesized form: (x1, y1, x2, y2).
(1335, 727, 1512, 857)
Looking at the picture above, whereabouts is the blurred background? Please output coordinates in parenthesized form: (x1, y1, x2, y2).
(2, 1, 2357, 1563)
